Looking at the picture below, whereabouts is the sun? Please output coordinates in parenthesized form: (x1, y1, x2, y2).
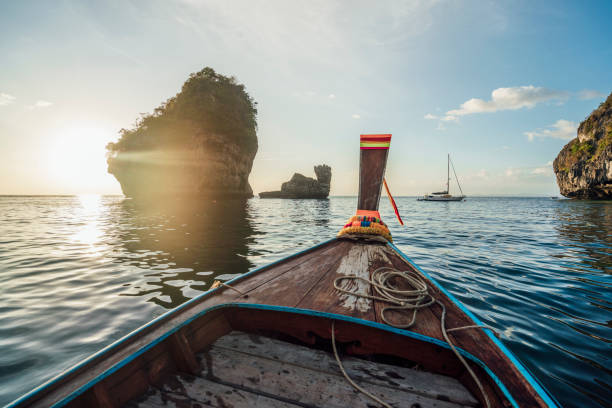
(45, 123, 121, 194)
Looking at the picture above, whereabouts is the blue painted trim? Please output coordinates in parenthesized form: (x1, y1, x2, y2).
(44, 303, 519, 408)
(216, 304, 521, 408)
(387, 242, 561, 408)
(7, 237, 559, 408)
(6, 238, 337, 408)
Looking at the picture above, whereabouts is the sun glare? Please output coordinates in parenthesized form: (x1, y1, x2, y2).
(72, 194, 104, 249)
(46, 124, 119, 194)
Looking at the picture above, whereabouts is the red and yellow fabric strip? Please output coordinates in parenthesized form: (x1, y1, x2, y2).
(356, 209, 381, 219)
(360, 134, 391, 150)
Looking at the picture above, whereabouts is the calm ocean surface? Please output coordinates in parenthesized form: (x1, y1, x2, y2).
(0, 195, 610, 407)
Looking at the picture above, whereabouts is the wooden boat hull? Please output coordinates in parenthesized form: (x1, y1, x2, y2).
(8, 238, 559, 408)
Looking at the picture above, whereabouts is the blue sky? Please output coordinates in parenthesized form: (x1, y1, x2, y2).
(0, 0, 610, 195)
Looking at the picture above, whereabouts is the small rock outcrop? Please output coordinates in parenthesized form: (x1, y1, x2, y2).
(259, 165, 331, 198)
(106, 67, 258, 199)
(553, 92, 612, 199)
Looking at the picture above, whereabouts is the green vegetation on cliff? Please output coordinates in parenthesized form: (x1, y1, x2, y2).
(553, 91, 612, 199)
(579, 93, 612, 135)
(106, 67, 258, 154)
(555, 92, 612, 171)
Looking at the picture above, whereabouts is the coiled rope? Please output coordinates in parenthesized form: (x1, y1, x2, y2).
(331, 266, 493, 408)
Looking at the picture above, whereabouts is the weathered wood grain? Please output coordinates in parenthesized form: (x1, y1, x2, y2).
(296, 242, 385, 321)
(90, 382, 115, 408)
(129, 382, 301, 408)
(358, 148, 388, 211)
(244, 241, 351, 308)
(195, 342, 470, 408)
(169, 329, 199, 375)
(227, 240, 343, 296)
(213, 331, 478, 406)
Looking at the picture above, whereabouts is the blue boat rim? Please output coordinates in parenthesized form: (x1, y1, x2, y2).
(7, 238, 561, 408)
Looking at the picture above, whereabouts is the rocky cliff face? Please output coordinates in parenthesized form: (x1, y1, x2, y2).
(108, 133, 256, 198)
(259, 165, 331, 198)
(553, 92, 612, 199)
(106, 67, 257, 199)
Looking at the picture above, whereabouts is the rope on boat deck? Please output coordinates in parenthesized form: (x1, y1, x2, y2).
(332, 266, 493, 408)
(331, 321, 393, 408)
(211, 280, 248, 297)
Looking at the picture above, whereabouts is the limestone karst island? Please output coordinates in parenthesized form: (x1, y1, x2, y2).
(106, 67, 258, 198)
(553, 91, 612, 199)
(259, 165, 331, 199)
(106, 67, 333, 201)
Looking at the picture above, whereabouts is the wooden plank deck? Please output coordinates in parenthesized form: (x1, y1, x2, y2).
(128, 331, 477, 408)
(212, 240, 547, 407)
(14, 239, 548, 408)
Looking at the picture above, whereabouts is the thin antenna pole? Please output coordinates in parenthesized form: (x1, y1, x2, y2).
(449, 156, 464, 196)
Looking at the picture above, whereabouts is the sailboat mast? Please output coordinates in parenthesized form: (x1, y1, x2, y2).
(447, 153, 450, 194)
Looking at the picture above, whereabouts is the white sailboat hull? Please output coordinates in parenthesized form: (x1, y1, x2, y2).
(419, 154, 466, 202)
(417, 195, 465, 202)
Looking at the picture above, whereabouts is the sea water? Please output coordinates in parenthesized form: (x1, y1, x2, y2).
(0, 195, 610, 407)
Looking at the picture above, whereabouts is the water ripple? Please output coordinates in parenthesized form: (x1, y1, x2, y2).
(0, 196, 610, 407)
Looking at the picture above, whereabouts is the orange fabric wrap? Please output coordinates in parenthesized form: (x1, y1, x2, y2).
(356, 209, 381, 218)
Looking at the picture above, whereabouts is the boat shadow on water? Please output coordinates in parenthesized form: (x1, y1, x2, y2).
(109, 197, 258, 309)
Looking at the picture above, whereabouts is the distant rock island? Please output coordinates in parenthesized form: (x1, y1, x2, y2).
(553, 91, 612, 199)
(106, 67, 258, 198)
(260, 165, 331, 199)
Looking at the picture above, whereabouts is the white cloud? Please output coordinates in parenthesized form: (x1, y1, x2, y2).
(351, 114, 360, 119)
(26, 100, 53, 110)
(328, 93, 336, 99)
(174, 15, 188, 26)
(531, 161, 553, 175)
(524, 119, 577, 141)
(0, 93, 16, 106)
(578, 89, 605, 100)
(475, 169, 488, 178)
(436, 122, 446, 131)
(504, 162, 554, 178)
(170, 0, 444, 86)
(531, 167, 549, 175)
(424, 113, 437, 120)
(445, 86, 568, 119)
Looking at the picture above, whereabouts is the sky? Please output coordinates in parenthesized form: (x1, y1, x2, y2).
(0, 0, 611, 196)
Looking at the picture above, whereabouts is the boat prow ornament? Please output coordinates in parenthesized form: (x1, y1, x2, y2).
(337, 134, 396, 242)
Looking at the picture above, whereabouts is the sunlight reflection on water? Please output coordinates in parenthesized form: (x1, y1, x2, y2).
(0, 196, 610, 407)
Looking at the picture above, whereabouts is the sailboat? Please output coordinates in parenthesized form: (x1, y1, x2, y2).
(418, 154, 466, 201)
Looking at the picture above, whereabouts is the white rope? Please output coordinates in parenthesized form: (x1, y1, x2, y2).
(210, 280, 248, 297)
(334, 267, 435, 328)
(332, 266, 492, 408)
(331, 320, 392, 408)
